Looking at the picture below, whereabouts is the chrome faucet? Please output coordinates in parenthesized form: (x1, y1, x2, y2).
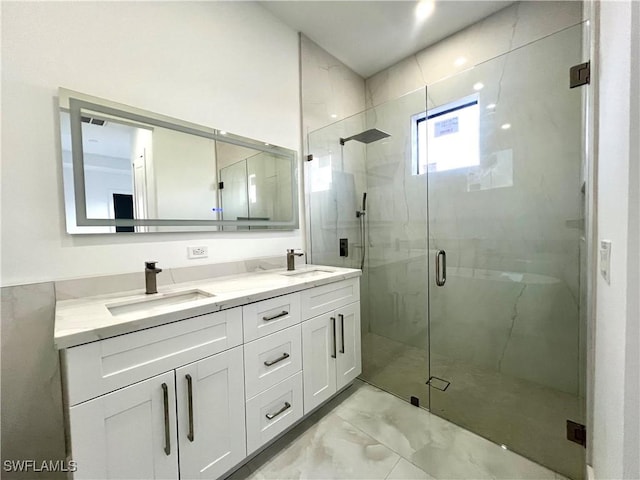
(286, 249, 304, 271)
(145, 261, 162, 294)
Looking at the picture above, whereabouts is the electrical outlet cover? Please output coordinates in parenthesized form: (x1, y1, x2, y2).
(188, 246, 208, 259)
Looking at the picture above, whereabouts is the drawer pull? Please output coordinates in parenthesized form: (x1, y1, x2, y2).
(186, 374, 194, 442)
(265, 401, 291, 420)
(264, 352, 290, 367)
(262, 311, 289, 322)
(161, 383, 171, 456)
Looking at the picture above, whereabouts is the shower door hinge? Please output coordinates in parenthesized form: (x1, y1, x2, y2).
(566, 420, 587, 447)
(218, 181, 224, 190)
(306, 154, 313, 162)
(569, 62, 590, 88)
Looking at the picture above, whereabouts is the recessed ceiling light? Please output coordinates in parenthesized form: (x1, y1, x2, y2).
(486, 103, 496, 110)
(473, 82, 484, 91)
(454, 57, 467, 67)
(501, 123, 511, 130)
(220, 131, 227, 135)
(415, 0, 435, 21)
(330, 114, 338, 119)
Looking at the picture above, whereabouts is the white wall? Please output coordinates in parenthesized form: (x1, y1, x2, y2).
(1, 1, 302, 286)
(592, 1, 640, 478)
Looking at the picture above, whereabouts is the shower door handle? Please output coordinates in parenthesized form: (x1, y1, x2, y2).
(435, 250, 446, 286)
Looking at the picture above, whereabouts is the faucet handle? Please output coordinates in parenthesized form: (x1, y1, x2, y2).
(145, 261, 158, 269)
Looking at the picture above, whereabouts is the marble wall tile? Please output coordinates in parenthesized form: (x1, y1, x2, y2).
(300, 34, 366, 150)
(55, 255, 287, 299)
(366, 2, 583, 108)
(1, 283, 66, 479)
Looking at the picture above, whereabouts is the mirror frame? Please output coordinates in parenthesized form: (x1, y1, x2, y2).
(59, 88, 299, 231)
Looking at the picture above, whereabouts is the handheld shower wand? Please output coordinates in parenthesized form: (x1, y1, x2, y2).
(356, 192, 367, 217)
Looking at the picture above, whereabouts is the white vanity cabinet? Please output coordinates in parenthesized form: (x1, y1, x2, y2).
(300, 279, 361, 413)
(63, 308, 246, 480)
(68, 348, 245, 480)
(58, 270, 361, 480)
(68, 370, 179, 479)
(175, 348, 246, 480)
(242, 297, 304, 455)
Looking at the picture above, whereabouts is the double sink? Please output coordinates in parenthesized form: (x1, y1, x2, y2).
(106, 268, 334, 317)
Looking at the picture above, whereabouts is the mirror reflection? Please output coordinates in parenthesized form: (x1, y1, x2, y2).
(218, 143, 293, 230)
(58, 89, 298, 233)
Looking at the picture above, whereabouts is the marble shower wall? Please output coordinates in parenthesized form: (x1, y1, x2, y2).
(300, 35, 370, 329)
(365, 1, 584, 108)
(0, 256, 296, 475)
(300, 34, 365, 152)
(306, 114, 370, 332)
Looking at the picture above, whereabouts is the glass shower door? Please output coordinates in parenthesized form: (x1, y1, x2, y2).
(427, 25, 586, 479)
(307, 88, 430, 407)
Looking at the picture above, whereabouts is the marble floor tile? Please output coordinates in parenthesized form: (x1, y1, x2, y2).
(333, 382, 558, 480)
(240, 412, 400, 480)
(360, 333, 584, 480)
(386, 458, 435, 480)
(226, 378, 572, 480)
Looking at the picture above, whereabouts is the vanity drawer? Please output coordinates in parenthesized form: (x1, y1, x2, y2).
(242, 292, 301, 342)
(300, 278, 360, 320)
(244, 324, 302, 399)
(245, 371, 303, 455)
(63, 307, 243, 406)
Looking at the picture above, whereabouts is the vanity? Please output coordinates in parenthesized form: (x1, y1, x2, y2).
(55, 265, 361, 480)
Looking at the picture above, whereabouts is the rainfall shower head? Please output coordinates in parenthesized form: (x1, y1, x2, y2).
(340, 128, 391, 146)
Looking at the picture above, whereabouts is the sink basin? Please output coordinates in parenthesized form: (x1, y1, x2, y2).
(279, 269, 334, 279)
(107, 289, 214, 316)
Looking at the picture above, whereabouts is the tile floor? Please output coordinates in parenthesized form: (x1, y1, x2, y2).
(360, 333, 584, 480)
(228, 380, 570, 480)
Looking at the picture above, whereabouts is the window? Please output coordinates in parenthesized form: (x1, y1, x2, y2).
(413, 94, 480, 175)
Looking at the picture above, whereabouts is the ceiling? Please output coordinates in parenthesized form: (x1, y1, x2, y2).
(260, 1, 514, 78)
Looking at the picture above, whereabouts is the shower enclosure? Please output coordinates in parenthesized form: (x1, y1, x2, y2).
(306, 24, 586, 480)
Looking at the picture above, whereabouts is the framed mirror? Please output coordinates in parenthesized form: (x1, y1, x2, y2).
(58, 88, 298, 233)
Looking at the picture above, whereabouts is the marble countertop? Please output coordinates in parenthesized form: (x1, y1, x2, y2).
(54, 264, 361, 350)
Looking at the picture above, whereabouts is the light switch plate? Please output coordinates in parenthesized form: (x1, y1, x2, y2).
(600, 240, 611, 284)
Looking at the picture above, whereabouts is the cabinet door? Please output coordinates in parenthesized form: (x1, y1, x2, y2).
(336, 302, 362, 390)
(69, 371, 178, 480)
(301, 312, 337, 414)
(176, 347, 246, 480)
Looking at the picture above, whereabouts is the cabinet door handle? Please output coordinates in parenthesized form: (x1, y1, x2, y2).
(264, 352, 290, 367)
(265, 402, 291, 420)
(331, 317, 337, 358)
(186, 374, 194, 442)
(161, 383, 171, 456)
(262, 310, 288, 322)
(339, 314, 345, 354)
